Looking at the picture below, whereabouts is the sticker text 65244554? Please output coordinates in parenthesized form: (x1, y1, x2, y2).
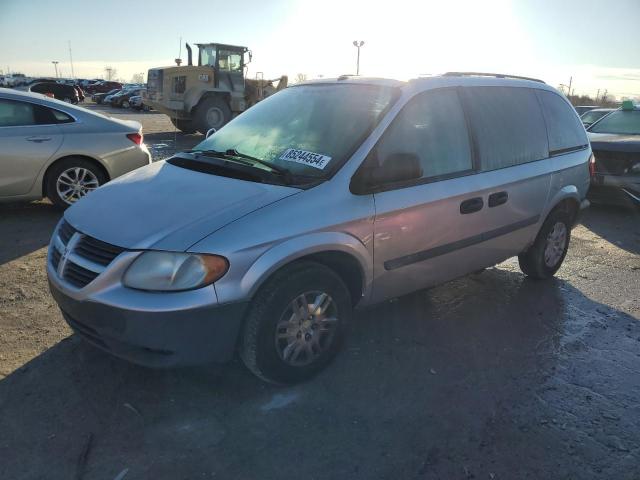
(279, 148, 332, 170)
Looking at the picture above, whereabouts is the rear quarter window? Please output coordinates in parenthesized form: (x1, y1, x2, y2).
(462, 86, 549, 170)
(538, 90, 588, 153)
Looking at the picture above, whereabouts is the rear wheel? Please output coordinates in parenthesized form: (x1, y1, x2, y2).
(170, 117, 197, 134)
(121, 100, 130, 109)
(194, 96, 231, 134)
(518, 209, 571, 279)
(239, 261, 351, 384)
(46, 158, 107, 209)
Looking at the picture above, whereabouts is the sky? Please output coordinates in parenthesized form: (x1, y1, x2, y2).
(1, 0, 639, 99)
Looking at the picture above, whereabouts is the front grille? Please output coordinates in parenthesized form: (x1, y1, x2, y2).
(75, 235, 125, 266)
(64, 262, 100, 288)
(593, 149, 640, 175)
(50, 220, 125, 289)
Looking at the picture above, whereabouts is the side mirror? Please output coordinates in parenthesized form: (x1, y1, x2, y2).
(206, 127, 217, 138)
(351, 152, 423, 194)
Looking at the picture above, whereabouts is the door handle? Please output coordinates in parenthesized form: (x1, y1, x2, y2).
(460, 197, 484, 214)
(26, 136, 52, 143)
(488, 191, 508, 207)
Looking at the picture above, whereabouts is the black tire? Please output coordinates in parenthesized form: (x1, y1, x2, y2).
(239, 261, 352, 384)
(170, 117, 197, 134)
(121, 100, 130, 109)
(45, 157, 107, 209)
(193, 95, 231, 134)
(518, 209, 571, 279)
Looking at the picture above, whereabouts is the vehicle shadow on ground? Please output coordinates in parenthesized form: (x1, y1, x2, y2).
(580, 204, 640, 255)
(144, 131, 202, 162)
(0, 201, 60, 265)
(1, 268, 638, 479)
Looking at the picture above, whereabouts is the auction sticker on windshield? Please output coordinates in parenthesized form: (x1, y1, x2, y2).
(279, 148, 332, 170)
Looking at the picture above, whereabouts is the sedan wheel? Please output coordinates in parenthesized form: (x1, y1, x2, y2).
(56, 167, 100, 205)
(122, 100, 130, 109)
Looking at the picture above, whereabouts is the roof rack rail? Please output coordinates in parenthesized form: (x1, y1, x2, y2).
(443, 72, 546, 84)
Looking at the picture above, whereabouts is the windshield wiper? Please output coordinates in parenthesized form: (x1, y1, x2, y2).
(193, 149, 293, 184)
(224, 149, 291, 179)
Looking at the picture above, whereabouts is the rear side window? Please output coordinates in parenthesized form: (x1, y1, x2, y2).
(463, 87, 548, 170)
(374, 89, 473, 181)
(538, 91, 588, 153)
(0, 98, 74, 126)
(0, 98, 36, 126)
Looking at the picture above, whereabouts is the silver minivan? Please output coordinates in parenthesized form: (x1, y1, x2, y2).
(47, 73, 591, 383)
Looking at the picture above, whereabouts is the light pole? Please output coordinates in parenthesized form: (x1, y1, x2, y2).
(353, 41, 364, 75)
(52, 61, 59, 78)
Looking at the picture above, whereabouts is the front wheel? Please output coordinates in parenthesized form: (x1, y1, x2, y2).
(239, 261, 351, 384)
(194, 96, 231, 134)
(518, 210, 571, 279)
(121, 100, 130, 109)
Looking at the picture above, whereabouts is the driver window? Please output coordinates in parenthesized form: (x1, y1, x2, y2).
(375, 89, 473, 181)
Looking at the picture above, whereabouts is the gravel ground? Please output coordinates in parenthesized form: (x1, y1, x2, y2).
(0, 104, 639, 479)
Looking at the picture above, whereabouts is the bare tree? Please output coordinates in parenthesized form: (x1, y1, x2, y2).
(130, 73, 144, 84)
(295, 73, 307, 84)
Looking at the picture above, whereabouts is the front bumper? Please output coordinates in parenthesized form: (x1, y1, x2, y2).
(589, 174, 640, 206)
(47, 253, 248, 367)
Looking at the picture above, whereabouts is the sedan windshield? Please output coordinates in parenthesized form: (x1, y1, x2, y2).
(589, 110, 640, 135)
(193, 83, 399, 177)
(581, 109, 611, 125)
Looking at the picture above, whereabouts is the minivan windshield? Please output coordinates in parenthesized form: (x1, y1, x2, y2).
(193, 83, 399, 178)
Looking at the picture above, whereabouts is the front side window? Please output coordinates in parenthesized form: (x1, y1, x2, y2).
(193, 84, 399, 178)
(200, 46, 217, 66)
(589, 110, 640, 135)
(581, 110, 611, 125)
(372, 89, 473, 183)
(539, 90, 588, 153)
(463, 87, 548, 170)
(218, 50, 243, 72)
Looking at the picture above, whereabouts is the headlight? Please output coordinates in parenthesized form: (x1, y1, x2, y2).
(123, 251, 228, 291)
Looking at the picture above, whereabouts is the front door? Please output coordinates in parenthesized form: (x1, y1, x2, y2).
(368, 88, 489, 301)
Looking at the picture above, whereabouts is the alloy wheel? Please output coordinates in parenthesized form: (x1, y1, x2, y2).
(55, 167, 100, 205)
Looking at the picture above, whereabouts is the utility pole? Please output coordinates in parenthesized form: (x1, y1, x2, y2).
(352, 40, 364, 75)
(568, 76, 572, 97)
(68, 41, 75, 78)
(52, 61, 59, 78)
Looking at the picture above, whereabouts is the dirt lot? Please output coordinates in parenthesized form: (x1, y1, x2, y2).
(1, 105, 639, 479)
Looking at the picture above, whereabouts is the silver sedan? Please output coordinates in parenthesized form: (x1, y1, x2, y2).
(0, 87, 151, 207)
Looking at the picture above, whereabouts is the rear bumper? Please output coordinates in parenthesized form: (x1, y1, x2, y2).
(49, 277, 248, 367)
(589, 174, 640, 206)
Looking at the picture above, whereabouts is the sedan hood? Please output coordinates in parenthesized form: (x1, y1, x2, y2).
(65, 160, 301, 251)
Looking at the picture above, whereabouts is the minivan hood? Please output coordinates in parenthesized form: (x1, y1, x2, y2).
(65, 160, 301, 250)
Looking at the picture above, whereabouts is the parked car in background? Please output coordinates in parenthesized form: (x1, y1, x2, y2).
(575, 105, 600, 116)
(129, 95, 150, 111)
(46, 74, 590, 384)
(92, 88, 120, 104)
(587, 101, 640, 207)
(86, 81, 123, 94)
(74, 85, 85, 102)
(0, 88, 151, 208)
(29, 82, 80, 104)
(580, 108, 614, 128)
(110, 88, 146, 108)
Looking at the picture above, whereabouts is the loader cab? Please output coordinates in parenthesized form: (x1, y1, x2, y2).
(197, 43, 248, 92)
